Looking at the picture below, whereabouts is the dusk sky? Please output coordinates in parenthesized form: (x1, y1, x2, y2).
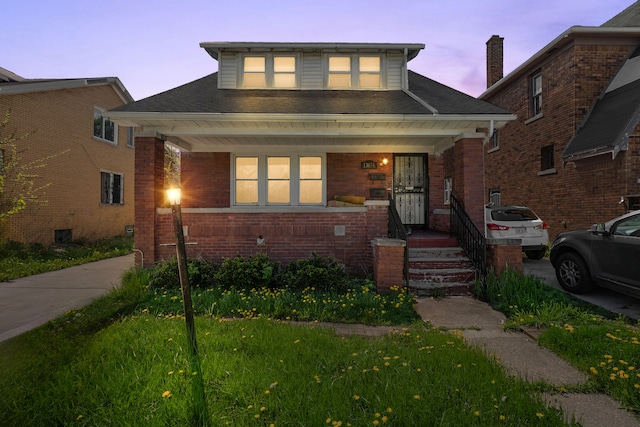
(3, 0, 634, 100)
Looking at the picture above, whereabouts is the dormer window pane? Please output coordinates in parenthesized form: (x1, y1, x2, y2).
(244, 57, 266, 88)
(359, 57, 381, 88)
(328, 56, 351, 88)
(274, 56, 296, 88)
(329, 57, 351, 72)
(274, 57, 296, 72)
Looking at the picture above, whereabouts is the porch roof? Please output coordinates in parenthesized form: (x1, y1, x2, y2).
(106, 71, 514, 154)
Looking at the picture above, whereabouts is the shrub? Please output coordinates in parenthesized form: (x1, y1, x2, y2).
(148, 257, 217, 289)
(213, 253, 280, 290)
(282, 253, 349, 292)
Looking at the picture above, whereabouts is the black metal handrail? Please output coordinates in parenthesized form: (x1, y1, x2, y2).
(450, 194, 486, 278)
(388, 193, 409, 285)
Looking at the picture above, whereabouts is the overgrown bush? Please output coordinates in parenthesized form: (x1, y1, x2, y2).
(149, 253, 358, 292)
(281, 253, 349, 292)
(148, 257, 217, 289)
(214, 253, 280, 290)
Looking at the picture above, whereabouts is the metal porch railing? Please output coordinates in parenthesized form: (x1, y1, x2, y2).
(450, 194, 486, 278)
(388, 193, 409, 285)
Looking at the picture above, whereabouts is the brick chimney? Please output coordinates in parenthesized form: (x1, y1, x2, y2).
(486, 35, 504, 88)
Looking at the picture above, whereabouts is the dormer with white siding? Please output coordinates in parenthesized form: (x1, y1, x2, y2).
(200, 42, 425, 90)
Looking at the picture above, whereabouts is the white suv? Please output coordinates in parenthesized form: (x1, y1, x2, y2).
(485, 205, 549, 260)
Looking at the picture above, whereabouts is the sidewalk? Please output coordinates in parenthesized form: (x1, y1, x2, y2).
(0, 254, 134, 342)
(414, 296, 640, 427)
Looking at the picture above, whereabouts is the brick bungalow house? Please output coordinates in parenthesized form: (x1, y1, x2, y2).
(481, 2, 640, 241)
(105, 42, 514, 282)
(0, 68, 135, 244)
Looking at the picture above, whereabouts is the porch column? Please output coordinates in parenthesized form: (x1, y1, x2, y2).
(486, 238, 523, 275)
(373, 238, 406, 293)
(453, 134, 485, 230)
(134, 136, 165, 268)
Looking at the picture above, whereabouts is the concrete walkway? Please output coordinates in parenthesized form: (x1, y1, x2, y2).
(0, 254, 134, 342)
(414, 296, 640, 427)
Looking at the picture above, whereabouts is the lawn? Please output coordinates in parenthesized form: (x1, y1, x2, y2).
(0, 267, 573, 426)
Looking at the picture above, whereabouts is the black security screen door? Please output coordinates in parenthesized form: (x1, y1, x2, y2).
(393, 155, 427, 228)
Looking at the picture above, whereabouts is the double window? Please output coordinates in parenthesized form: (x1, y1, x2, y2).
(93, 107, 117, 143)
(327, 55, 382, 89)
(101, 171, 124, 205)
(234, 155, 324, 206)
(243, 55, 298, 88)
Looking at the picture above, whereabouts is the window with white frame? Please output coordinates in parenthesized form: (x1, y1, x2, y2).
(93, 107, 117, 143)
(127, 127, 135, 147)
(489, 189, 501, 206)
(531, 72, 542, 116)
(234, 154, 324, 206)
(101, 171, 124, 205)
(327, 54, 382, 89)
(444, 177, 452, 205)
(242, 55, 298, 88)
(490, 129, 499, 150)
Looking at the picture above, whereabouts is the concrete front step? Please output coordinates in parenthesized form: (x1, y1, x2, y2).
(408, 280, 474, 296)
(407, 244, 476, 296)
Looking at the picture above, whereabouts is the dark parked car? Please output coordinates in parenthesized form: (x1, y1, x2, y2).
(550, 210, 640, 298)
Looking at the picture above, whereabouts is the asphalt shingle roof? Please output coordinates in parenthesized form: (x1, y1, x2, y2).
(112, 71, 509, 116)
(602, 1, 640, 26)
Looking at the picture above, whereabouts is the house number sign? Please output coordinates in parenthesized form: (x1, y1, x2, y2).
(361, 160, 377, 169)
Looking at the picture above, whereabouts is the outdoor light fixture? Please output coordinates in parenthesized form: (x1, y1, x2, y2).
(166, 187, 181, 205)
(166, 187, 209, 423)
(382, 158, 389, 166)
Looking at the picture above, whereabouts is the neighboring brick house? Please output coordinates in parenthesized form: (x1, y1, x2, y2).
(0, 68, 135, 244)
(481, 3, 640, 241)
(105, 42, 514, 274)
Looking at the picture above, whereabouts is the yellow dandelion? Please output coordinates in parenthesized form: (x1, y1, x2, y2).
(168, 371, 174, 375)
(373, 420, 380, 426)
(353, 395, 360, 400)
(386, 407, 393, 413)
(382, 416, 388, 423)
(536, 413, 544, 418)
(326, 418, 332, 423)
(260, 406, 266, 412)
(76, 415, 83, 420)
(474, 411, 480, 416)
(414, 395, 421, 400)
(162, 390, 172, 398)
(500, 415, 506, 421)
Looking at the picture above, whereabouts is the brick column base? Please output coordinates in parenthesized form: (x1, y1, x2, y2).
(373, 238, 406, 293)
(486, 239, 522, 275)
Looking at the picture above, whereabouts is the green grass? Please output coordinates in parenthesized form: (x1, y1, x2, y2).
(475, 268, 640, 413)
(0, 235, 133, 281)
(0, 269, 575, 426)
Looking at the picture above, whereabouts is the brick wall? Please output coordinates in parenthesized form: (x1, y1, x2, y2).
(0, 85, 134, 244)
(486, 239, 522, 274)
(327, 153, 392, 201)
(154, 206, 388, 275)
(483, 42, 640, 239)
(181, 152, 230, 208)
(373, 238, 406, 292)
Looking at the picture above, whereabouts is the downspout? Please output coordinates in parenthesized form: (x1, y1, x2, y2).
(402, 49, 439, 114)
(482, 120, 494, 212)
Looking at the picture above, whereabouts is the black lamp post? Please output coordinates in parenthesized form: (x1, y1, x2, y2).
(166, 188, 209, 425)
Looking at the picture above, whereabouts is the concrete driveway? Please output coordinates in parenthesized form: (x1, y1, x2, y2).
(0, 254, 134, 343)
(523, 258, 640, 321)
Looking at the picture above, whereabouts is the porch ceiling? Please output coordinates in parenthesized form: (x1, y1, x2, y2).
(113, 112, 514, 154)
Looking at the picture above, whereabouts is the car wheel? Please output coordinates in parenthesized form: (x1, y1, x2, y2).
(525, 249, 546, 260)
(555, 252, 594, 294)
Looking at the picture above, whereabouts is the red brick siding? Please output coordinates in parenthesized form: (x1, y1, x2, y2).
(327, 153, 392, 201)
(373, 240, 405, 292)
(180, 152, 230, 208)
(154, 208, 386, 275)
(483, 42, 640, 239)
(486, 241, 522, 274)
(134, 137, 164, 267)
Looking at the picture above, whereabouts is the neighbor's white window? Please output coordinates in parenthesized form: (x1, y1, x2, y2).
(101, 171, 123, 205)
(93, 107, 117, 143)
(242, 55, 298, 88)
(234, 154, 324, 206)
(531, 72, 542, 116)
(444, 177, 452, 205)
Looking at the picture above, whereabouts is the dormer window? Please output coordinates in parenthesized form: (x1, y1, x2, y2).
(242, 55, 298, 88)
(326, 54, 382, 89)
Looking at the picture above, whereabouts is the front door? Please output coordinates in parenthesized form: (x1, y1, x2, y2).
(393, 155, 427, 228)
